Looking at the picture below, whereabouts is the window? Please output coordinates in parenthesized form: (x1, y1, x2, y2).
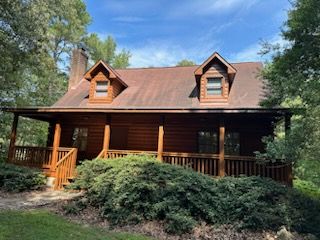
(72, 128, 88, 151)
(198, 131, 218, 153)
(94, 81, 108, 97)
(207, 78, 222, 96)
(225, 132, 240, 155)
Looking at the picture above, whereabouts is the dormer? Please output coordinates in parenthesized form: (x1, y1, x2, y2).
(84, 60, 127, 104)
(195, 52, 236, 104)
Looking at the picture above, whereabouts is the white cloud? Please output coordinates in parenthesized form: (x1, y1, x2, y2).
(169, 0, 258, 18)
(229, 34, 289, 62)
(93, 31, 127, 40)
(126, 40, 220, 68)
(205, 0, 257, 12)
(230, 43, 262, 62)
(128, 43, 188, 67)
(111, 16, 145, 23)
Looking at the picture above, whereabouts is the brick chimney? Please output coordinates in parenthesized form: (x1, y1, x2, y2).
(68, 47, 88, 90)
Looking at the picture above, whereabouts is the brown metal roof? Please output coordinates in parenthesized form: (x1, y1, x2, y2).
(53, 62, 265, 109)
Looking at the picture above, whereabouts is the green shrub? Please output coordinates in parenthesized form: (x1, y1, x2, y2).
(62, 197, 88, 215)
(0, 163, 46, 192)
(69, 155, 320, 236)
(294, 179, 320, 200)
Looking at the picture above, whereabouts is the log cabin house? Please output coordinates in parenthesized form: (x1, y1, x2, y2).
(5, 48, 292, 189)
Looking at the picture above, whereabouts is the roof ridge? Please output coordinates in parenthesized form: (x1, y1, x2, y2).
(115, 61, 262, 71)
(115, 65, 199, 70)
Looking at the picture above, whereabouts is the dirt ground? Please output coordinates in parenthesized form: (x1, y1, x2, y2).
(0, 189, 83, 210)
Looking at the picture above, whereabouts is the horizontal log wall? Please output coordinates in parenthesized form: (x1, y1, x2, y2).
(58, 113, 274, 160)
(60, 114, 105, 159)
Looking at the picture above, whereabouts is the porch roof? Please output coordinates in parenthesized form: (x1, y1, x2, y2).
(3, 106, 291, 122)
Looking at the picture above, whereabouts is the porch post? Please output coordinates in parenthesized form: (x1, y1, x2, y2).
(284, 113, 291, 137)
(285, 113, 293, 186)
(8, 113, 19, 162)
(46, 121, 55, 147)
(157, 116, 164, 161)
(50, 122, 61, 173)
(218, 119, 225, 177)
(103, 115, 111, 158)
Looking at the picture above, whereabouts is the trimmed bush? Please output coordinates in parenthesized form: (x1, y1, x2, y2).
(0, 163, 46, 192)
(69, 155, 320, 236)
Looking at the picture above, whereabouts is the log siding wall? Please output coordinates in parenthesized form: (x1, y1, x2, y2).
(58, 113, 274, 160)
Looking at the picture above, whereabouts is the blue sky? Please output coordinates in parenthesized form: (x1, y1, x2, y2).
(84, 0, 291, 67)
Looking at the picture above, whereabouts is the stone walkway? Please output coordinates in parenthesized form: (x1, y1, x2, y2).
(0, 189, 82, 210)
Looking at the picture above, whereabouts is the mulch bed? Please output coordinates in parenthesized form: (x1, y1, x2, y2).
(0, 190, 314, 240)
(53, 199, 312, 240)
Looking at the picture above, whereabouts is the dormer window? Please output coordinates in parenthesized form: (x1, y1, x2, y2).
(194, 52, 236, 104)
(207, 78, 222, 96)
(95, 81, 109, 97)
(85, 61, 128, 104)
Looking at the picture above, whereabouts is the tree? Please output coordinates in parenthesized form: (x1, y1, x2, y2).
(0, 0, 49, 107)
(176, 59, 196, 66)
(84, 34, 131, 68)
(259, 0, 320, 185)
(0, 0, 91, 158)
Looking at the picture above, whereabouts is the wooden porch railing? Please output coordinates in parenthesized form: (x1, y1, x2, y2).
(9, 146, 71, 171)
(8, 146, 78, 190)
(101, 149, 157, 159)
(97, 149, 292, 185)
(96, 149, 107, 159)
(224, 155, 291, 184)
(54, 148, 78, 190)
(163, 152, 219, 176)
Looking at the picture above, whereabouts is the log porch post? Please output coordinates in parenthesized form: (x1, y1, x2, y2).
(157, 116, 164, 161)
(50, 122, 61, 173)
(103, 115, 111, 158)
(285, 113, 293, 186)
(8, 113, 19, 162)
(284, 113, 291, 137)
(46, 121, 55, 147)
(218, 119, 225, 177)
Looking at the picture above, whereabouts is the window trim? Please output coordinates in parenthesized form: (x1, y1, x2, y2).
(199, 71, 229, 104)
(197, 130, 219, 154)
(224, 131, 241, 156)
(89, 77, 111, 103)
(206, 77, 223, 96)
(93, 80, 109, 99)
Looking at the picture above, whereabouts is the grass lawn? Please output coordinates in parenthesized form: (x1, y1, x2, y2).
(0, 210, 152, 240)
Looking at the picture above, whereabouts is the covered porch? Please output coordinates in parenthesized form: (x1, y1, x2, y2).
(5, 108, 293, 189)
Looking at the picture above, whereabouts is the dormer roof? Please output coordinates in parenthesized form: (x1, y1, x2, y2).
(84, 60, 128, 88)
(194, 52, 237, 78)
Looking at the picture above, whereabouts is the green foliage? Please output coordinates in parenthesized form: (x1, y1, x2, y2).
(0, 210, 152, 240)
(84, 34, 131, 68)
(294, 179, 320, 200)
(69, 156, 320, 235)
(62, 197, 88, 215)
(0, 0, 91, 154)
(259, 0, 320, 187)
(176, 59, 196, 66)
(0, 163, 46, 192)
